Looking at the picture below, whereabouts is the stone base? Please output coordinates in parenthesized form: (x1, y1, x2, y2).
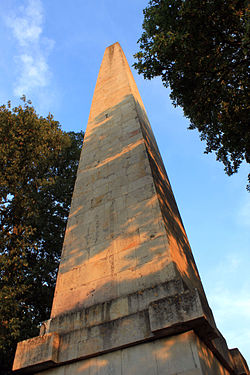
(25, 331, 235, 375)
(12, 283, 249, 374)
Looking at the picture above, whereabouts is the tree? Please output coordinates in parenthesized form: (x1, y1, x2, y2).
(0, 98, 84, 374)
(134, 0, 249, 188)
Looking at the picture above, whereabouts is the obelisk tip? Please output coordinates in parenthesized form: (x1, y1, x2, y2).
(105, 41, 121, 51)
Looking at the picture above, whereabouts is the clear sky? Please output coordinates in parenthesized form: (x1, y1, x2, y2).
(0, 0, 249, 364)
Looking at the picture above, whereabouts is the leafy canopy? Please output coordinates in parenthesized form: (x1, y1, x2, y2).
(0, 97, 83, 374)
(134, 0, 249, 188)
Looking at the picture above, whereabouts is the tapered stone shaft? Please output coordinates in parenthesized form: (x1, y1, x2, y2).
(51, 42, 204, 317)
(12, 43, 249, 375)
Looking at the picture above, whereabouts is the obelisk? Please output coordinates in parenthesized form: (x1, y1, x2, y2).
(13, 43, 249, 375)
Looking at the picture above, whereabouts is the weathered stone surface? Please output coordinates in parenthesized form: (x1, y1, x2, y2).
(31, 331, 231, 375)
(58, 310, 152, 363)
(12, 333, 59, 373)
(47, 278, 185, 335)
(148, 288, 217, 339)
(230, 348, 250, 375)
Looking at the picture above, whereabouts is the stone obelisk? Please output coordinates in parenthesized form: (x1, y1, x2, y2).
(13, 43, 249, 375)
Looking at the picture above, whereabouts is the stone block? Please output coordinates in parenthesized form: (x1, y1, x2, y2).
(109, 296, 129, 320)
(13, 333, 59, 372)
(154, 331, 202, 375)
(148, 288, 217, 339)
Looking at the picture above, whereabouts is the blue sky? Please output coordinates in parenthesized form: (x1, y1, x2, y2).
(0, 0, 249, 364)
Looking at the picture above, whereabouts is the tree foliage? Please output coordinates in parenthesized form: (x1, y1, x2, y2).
(0, 98, 84, 374)
(134, 0, 249, 188)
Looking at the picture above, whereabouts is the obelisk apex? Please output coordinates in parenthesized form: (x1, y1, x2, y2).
(13, 43, 249, 375)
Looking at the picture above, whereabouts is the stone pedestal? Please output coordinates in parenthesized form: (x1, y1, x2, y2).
(13, 43, 249, 375)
